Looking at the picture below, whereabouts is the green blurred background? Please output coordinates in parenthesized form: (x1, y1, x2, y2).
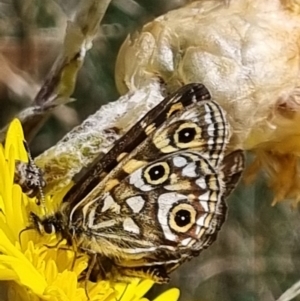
(0, 1, 299, 301)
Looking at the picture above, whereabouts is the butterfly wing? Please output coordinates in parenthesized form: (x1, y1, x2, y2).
(62, 83, 243, 282)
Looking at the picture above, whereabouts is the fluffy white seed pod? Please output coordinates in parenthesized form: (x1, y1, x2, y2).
(115, 0, 300, 204)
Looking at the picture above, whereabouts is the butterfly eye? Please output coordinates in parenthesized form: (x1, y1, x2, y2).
(174, 123, 200, 146)
(169, 203, 196, 233)
(144, 162, 170, 185)
(43, 223, 56, 235)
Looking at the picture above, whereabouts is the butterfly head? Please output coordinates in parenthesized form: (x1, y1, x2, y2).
(30, 211, 66, 236)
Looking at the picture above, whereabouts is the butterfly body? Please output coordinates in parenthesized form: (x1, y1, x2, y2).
(31, 83, 244, 283)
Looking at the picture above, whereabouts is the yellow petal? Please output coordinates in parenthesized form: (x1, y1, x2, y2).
(0, 230, 47, 295)
(5, 119, 27, 162)
(134, 279, 154, 299)
(152, 288, 180, 301)
(5, 185, 25, 242)
(0, 265, 18, 280)
(114, 279, 140, 301)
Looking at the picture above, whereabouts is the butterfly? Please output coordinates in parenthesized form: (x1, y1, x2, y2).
(30, 83, 244, 283)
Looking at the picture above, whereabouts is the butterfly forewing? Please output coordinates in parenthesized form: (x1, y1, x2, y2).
(63, 84, 211, 206)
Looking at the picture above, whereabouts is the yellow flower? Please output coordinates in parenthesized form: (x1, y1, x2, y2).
(0, 119, 180, 301)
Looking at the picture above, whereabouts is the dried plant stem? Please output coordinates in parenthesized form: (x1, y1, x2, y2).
(276, 280, 300, 301)
(0, 0, 112, 142)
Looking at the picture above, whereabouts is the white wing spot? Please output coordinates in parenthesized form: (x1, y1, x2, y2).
(204, 106, 213, 124)
(101, 194, 117, 212)
(207, 123, 215, 136)
(199, 191, 210, 202)
(130, 168, 152, 191)
(181, 237, 192, 246)
(126, 196, 145, 213)
(196, 213, 208, 227)
(196, 177, 207, 189)
(182, 163, 197, 177)
(195, 225, 201, 235)
(123, 217, 140, 234)
(200, 200, 209, 212)
(173, 156, 187, 167)
(207, 138, 215, 146)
